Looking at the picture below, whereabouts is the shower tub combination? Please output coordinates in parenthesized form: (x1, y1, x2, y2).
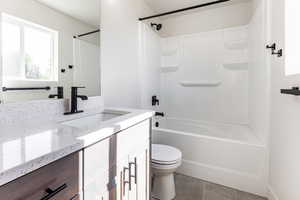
(152, 117, 267, 196)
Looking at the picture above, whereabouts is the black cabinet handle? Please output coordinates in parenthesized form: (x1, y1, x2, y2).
(129, 158, 137, 184)
(40, 184, 67, 200)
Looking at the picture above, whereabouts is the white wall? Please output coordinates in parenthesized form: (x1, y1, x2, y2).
(159, 1, 253, 37)
(248, 0, 270, 143)
(101, 0, 156, 108)
(0, 0, 99, 103)
(268, 0, 300, 199)
(160, 26, 249, 124)
(139, 24, 161, 109)
(73, 39, 101, 97)
(247, 0, 270, 196)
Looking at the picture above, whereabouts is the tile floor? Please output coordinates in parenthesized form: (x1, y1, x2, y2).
(174, 174, 267, 200)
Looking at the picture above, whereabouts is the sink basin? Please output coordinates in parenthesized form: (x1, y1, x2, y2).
(62, 111, 128, 129)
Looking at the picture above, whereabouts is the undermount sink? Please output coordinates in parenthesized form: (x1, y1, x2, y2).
(62, 111, 129, 129)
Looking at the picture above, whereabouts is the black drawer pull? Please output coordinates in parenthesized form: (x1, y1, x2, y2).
(40, 184, 67, 200)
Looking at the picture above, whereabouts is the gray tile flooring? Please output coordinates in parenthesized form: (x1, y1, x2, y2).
(174, 174, 267, 200)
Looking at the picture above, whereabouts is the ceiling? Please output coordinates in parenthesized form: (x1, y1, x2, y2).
(144, 0, 252, 13)
(36, 0, 100, 27)
(35, 0, 250, 27)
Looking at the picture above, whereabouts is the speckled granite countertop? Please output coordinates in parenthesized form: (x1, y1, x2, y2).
(0, 107, 154, 186)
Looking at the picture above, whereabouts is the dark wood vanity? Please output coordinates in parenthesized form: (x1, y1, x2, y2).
(0, 152, 80, 200)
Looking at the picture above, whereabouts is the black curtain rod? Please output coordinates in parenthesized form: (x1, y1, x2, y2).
(139, 0, 230, 21)
(2, 86, 51, 92)
(73, 29, 100, 38)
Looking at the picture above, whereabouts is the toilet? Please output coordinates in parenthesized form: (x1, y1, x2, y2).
(151, 144, 182, 200)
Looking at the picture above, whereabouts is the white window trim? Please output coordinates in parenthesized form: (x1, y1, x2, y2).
(1, 13, 59, 85)
(0, 14, 3, 100)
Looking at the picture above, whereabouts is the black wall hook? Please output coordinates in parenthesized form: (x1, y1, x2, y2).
(266, 43, 283, 57)
(272, 49, 283, 57)
(266, 43, 276, 51)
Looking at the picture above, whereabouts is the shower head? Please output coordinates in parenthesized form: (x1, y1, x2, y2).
(151, 23, 162, 31)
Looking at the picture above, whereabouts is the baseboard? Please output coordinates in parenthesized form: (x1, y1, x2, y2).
(177, 159, 267, 197)
(267, 185, 279, 200)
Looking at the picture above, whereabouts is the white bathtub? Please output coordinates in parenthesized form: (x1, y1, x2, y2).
(152, 118, 267, 196)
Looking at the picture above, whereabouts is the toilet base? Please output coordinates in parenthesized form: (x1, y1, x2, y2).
(152, 172, 176, 200)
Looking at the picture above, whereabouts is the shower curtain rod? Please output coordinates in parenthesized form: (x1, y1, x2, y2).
(138, 0, 230, 21)
(73, 29, 100, 38)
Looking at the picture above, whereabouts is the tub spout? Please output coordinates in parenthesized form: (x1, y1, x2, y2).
(155, 112, 165, 117)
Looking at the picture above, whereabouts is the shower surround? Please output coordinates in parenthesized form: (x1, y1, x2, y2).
(149, 4, 269, 195)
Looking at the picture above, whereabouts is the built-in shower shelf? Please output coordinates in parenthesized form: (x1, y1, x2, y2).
(161, 66, 179, 73)
(224, 40, 248, 50)
(180, 81, 221, 87)
(223, 62, 248, 71)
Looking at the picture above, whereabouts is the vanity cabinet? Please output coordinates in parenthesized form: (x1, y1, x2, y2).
(83, 120, 151, 200)
(0, 152, 81, 200)
(0, 119, 151, 200)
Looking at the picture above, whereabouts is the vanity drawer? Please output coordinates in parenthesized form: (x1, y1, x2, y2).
(0, 152, 80, 200)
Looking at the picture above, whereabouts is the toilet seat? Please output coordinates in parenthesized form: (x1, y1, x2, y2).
(152, 144, 182, 165)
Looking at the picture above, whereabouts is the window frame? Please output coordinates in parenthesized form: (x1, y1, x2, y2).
(1, 13, 59, 84)
(284, 1, 300, 77)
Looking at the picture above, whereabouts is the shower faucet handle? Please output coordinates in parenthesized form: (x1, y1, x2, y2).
(152, 96, 160, 106)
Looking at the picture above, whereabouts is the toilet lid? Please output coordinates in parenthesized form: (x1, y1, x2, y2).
(152, 144, 182, 164)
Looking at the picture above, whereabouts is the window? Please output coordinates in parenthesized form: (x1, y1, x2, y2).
(1, 14, 58, 82)
(285, 1, 300, 76)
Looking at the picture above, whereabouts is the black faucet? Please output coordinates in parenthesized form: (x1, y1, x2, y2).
(155, 112, 165, 117)
(64, 87, 88, 115)
(49, 87, 64, 99)
(152, 96, 159, 106)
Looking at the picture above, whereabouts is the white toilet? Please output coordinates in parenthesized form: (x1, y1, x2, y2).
(151, 144, 182, 200)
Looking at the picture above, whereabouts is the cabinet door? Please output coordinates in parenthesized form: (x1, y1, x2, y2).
(128, 139, 150, 200)
(83, 137, 110, 189)
(84, 135, 118, 200)
(83, 119, 151, 200)
(116, 120, 151, 200)
(117, 120, 150, 161)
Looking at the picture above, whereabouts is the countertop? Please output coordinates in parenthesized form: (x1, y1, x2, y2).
(0, 107, 154, 187)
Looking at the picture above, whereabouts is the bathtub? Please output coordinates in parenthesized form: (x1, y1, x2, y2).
(152, 118, 267, 196)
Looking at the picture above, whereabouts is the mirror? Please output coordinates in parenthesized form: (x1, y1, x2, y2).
(0, 0, 101, 104)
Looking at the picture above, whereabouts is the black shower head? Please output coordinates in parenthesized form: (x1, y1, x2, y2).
(151, 23, 162, 31)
